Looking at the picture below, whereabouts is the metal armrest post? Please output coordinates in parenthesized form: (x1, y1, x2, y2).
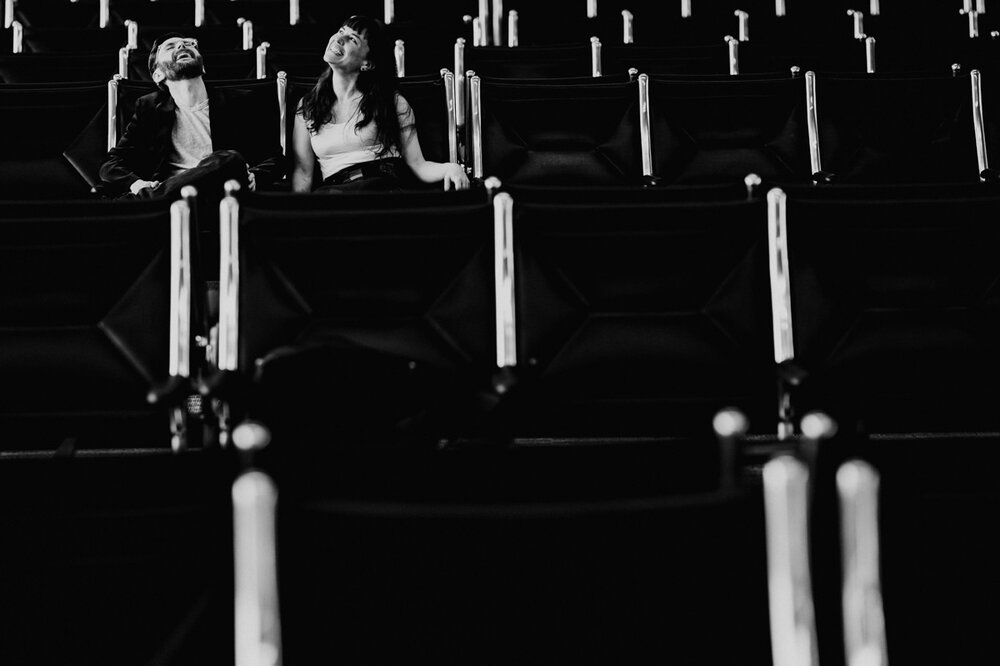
(763, 455, 820, 666)
(591, 37, 603, 77)
(736, 10, 750, 42)
(107, 75, 121, 151)
(12, 19, 22, 53)
(492, 0, 504, 49)
(639, 74, 652, 177)
(713, 408, 749, 490)
(256, 42, 269, 80)
(972, 70, 990, 179)
(441, 69, 458, 163)
(726, 35, 740, 75)
(394, 39, 405, 77)
(126, 19, 138, 50)
(623, 10, 634, 44)
(493, 192, 517, 371)
(848, 9, 865, 40)
(168, 198, 193, 452)
(455, 39, 466, 129)
(805, 71, 822, 176)
(961, 7, 980, 38)
(239, 18, 254, 51)
(508, 10, 519, 47)
(219, 183, 241, 374)
(837, 460, 889, 666)
(277, 72, 287, 156)
(118, 46, 131, 78)
(478, 0, 490, 45)
(768, 188, 797, 439)
(233, 471, 282, 666)
(471, 75, 483, 179)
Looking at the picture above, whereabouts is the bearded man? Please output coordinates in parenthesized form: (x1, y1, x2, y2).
(99, 33, 286, 198)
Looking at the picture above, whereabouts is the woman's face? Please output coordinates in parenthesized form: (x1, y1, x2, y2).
(324, 26, 372, 72)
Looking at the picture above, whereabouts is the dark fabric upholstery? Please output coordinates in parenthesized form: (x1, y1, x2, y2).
(466, 43, 594, 79)
(0, 81, 106, 198)
(604, 43, 732, 76)
(815, 73, 981, 184)
(479, 78, 643, 185)
(649, 74, 812, 185)
(785, 192, 1000, 432)
(0, 454, 233, 664)
(20, 26, 127, 53)
(271, 443, 770, 665)
(0, 199, 176, 451)
(0, 51, 118, 83)
(511, 195, 774, 437)
(234, 189, 496, 444)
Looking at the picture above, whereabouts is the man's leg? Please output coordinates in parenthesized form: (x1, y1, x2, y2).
(143, 150, 251, 201)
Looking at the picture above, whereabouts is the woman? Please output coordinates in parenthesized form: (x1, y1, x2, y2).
(292, 15, 469, 193)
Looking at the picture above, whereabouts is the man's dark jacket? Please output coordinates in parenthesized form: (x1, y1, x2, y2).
(99, 82, 287, 196)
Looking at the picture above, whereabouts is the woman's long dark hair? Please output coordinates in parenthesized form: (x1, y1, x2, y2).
(297, 15, 405, 157)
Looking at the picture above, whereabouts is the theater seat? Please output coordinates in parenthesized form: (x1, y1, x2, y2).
(471, 77, 644, 186)
(0, 81, 107, 198)
(501, 187, 776, 437)
(0, 198, 198, 452)
(772, 185, 1000, 433)
(210, 187, 499, 447)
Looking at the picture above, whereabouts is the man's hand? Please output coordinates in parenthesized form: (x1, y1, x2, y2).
(129, 179, 160, 195)
(442, 163, 470, 191)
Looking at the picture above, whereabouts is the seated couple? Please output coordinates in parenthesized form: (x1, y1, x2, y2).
(98, 16, 468, 199)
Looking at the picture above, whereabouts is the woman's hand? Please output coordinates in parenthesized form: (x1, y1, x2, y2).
(442, 163, 470, 191)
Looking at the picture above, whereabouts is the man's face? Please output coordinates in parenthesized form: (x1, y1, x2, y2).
(153, 37, 204, 83)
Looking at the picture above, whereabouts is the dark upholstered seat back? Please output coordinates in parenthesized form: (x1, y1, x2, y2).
(466, 43, 593, 79)
(479, 78, 643, 185)
(785, 192, 1000, 432)
(511, 193, 774, 437)
(234, 190, 495, 442)
(0, 51, 118, 83)
(649, 75, 812, 185)
(0, 82, 107, 198)
(815, 73, 981, 184)
(0, 199, 174, 450)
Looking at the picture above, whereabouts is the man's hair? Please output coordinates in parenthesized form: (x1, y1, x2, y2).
(148, 32, 187, 83)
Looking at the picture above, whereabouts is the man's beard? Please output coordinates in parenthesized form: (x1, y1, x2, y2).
(161, 54, 204, 81)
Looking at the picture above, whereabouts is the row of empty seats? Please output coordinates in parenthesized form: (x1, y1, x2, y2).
(5, 180, 999, 454)
(8, 403, 988, 664)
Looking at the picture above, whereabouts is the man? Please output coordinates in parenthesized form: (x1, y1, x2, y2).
(99, 33, 286, 198)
